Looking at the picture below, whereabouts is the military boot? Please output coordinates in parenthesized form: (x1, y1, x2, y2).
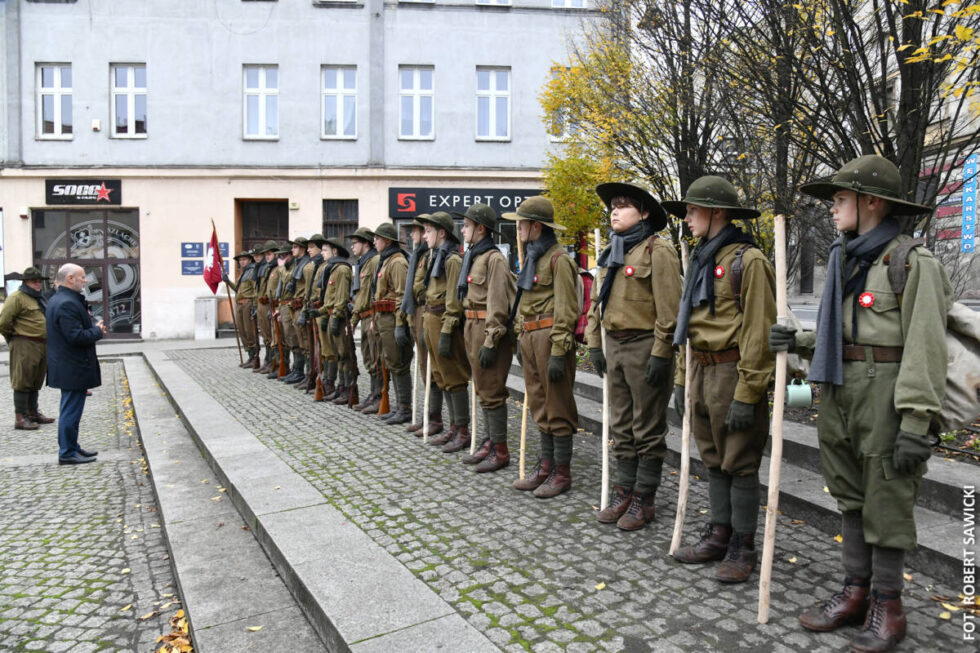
(463, 438, 491, 463)
(441, 391, 471, 451)
(715, 532, 757, 583)
(513, 458, 553, 491)
(384, 374, 413, 425)
(799, 577, 871, 632)
(256, 347, 272, 374)
(267, 349, 284, 379)
(616, 492, 655, 531)
(240, 348, 257, 368)
(442, 424, 471, 453)
(849, 590, 906, 653)
(429, 423, 456, 446)
(353, 376, 377, 411)
(321, 362, 337, 398)
(281, 352, 304, 383)
(474, 441, 510, 473)
(673, 523, 732, 563)
(596, 487, 632, 524)
(533, 463, 571, 498)
(15, 414, 39, 431)
(417, 413, 443, 438)
(26, 392, 54, 424)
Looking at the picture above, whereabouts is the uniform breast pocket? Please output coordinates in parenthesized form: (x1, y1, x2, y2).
(466, 266, 486, 287)
(863, 289, 899, 315)
(623, 263, 652, 301)
(533, 264, 554, 289)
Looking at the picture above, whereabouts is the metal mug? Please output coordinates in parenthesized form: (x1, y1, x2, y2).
(786, 378, 813, 408)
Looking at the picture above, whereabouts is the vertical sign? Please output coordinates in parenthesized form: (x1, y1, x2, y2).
(963, 153, 977, 253)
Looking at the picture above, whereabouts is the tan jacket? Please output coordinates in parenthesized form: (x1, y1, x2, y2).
(517, 242, 579, 357)
(463, 248, 516, 349)
(321, 263, 352, 316)
(375, 252, 409, 327)
(0, 290, 46, 340)
(351, 254, 380, 327)
(424, 252, 464, 335)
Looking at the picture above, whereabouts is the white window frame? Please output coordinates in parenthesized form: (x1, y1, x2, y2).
(110, 64, 148, 139)
(243, 65, 279, 140)
(552, 0, 587, 7)
(476, 0, 511, 5)
(398, 66, 434, 141)
(475, 67, 510, 142)
(36, 64, 72, 140)
(321, 66, 357, 140)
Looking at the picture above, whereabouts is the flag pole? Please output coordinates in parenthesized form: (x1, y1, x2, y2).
(212, 219, 244, 365)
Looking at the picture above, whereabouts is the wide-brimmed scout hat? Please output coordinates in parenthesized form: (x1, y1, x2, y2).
(324, 237, 350, 258)
(595, 181, 668, 231)
(347, 226, 374, 244)
(306, 233, 328, 247)
(22, 266, 48, 281)
(452, 203, 500, 235)
(662, 176, 761, 220)
(234, 249, 253, 260)
(365, 222, 405, 245)
(259, 240, 278, 253)
(410, 213, 431, 229)
(276, 241, 291, 255)
(798, 154, 931, 216)
(415, 211, 461, 242)
(501, 196, 566, 231)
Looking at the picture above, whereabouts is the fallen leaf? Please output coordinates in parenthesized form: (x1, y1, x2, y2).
(791, 519, 805, 525)
(834, 534, 843, 543)
(247, 625, 263, 632)
(210, 496, 222, 502)
(904, 572, 913, 582)
(941, 602, 960, 612)
(122, 568, 131, 574)
(120, 604, 132, 612)
(139, 610, 160, 621)
(823, 486, 829, 493)
(594, 582, 606, 590)
(274, 486, 281, 490)
(939, 611, 951, 620)
(788, 556, 798, 563)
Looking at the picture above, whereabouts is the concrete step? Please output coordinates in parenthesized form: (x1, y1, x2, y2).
(504, 370, 966, 587)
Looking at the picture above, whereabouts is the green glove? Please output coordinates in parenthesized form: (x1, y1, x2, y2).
(319, 316, 328, 329)
(674, 385, 685, 418)
(892, 430, 932, 475)
(589, 348, 606, 377)
(329, 317, 342, 337)
(478, 346, 497, 369)
(768, 324, 797, 353)
(724, 399, 755, 432)
(395, 325, 410, 348)
(438, 332, 452, 358)
(644, 355, 671, 386)
(547, 355, 565, 382)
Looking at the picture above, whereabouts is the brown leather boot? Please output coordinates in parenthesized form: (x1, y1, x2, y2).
(513, 459, 553, 491)
(596, 486, 632, 524)
(330, 386, 349, 404)
(320, 380, 336, 399)
(405, 420, 424, 434)
(15, 414, 39, 431)
(441, 425, 470, 453)
(716, 532, 757, 583)
(353, 390, 376, 411)
(799, 578, 871, 632)
(415, 415, 443, 438)
(673, 523, 732, 564)
(429, 423, 456, 446)
(533, 463, 571, 498)
(849, 591, 906, 653)
(463, 438, 491, 464)
(475, 442, 510, 473)
(358, 395, 381, 414)
(616, 492, 655, 531)
(28, 412, 55, 425)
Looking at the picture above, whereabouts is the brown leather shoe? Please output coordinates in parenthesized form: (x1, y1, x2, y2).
(475, 442, 510, 473)
(429, 423, 456, 446)
(353, 391, 376, 411)
(673, 523, 732, 564)
(799, 578, 871, 632)
(849, 591, 906, 653)
(513, 458, 552, 491)
(417, 417, 444, 439)
(405, 420, 424, 434)
(716, 532, 757, 583)
(28, 412, 55, 425)
(441, 425, 471, 453)
(15, 413, 39, 431)
(533, 463, 571, 499)
(329, 387, 348, 404)
(463, 438, 492, 464)
(358, 396, 381, 414)
(616, 492, 655, 531)
(596, 486, 632, 524)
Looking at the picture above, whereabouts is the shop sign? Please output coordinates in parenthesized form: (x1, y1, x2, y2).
(46, 179, 122, 205)
(388, 187, 540, 218)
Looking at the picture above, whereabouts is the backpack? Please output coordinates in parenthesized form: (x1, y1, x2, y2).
(885, 239, 980, 434)
(550, 250, 593, 344)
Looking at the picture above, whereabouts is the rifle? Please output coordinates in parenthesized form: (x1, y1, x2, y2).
(373, 313, 390, 415)
(273, 303, 288, 378)
(251, 303, 261, 370)
(312, 314, 326, 400)
(344, 309, 360, 408)
(305, 315, 317, 394)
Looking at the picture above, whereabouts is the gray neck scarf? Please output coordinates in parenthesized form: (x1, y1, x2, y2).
(351, 248, 377, 294)
(517, 230, 559, 291)
(597, 221, 654, 318)
(401, 242, 429, 315)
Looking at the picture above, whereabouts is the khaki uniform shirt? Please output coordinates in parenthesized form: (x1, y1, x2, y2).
(411, 249, 430, 311)
(586, 236, 682, 359)
(351, 254, 380, 327)
(255, 262, 274, 298)
(297, 259, 315, 307)
(310, 261, 329, 308)
(375, 252, 409, 328)
(517, 243, 579, 357)
(230, 264, 257, 299)
(0, 290, 47, 340)
(463, 248, 516, 349)
(675, 243, 776, 405)
(321, 264, 352, 316)
(278, 260, 296, 303)
(424, 252, 464, 335)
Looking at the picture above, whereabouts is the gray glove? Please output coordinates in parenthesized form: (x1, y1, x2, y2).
(478, 346, 497, 369)
(438, 332, 452, 358)
(893, 430, 932, 474)
(589, 348, 606, 377)
(547, 355, 565, 382)
(644, 355, 671, 386)
(295, 311, 307, 327)
(395, 325, 410, 348)
(769, 324, 797, 353)
(250, 306, 257, 320)
(674, 385, 685, 418)
(724, 399, 755, 432)
(285, 280, 296, 294)
(329, 317, 342, 336)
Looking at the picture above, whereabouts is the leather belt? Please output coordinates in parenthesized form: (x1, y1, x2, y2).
(607, 329, 653, 341)
(427, 304, 446, 315)
(523, 315, 555, 332)
(237, 298, 253, 305)
(312, 300, 323, 309)
(359, 309, 374, 319)
(271, 300, 279, 309)
(14, 335, 46, 343)
(691, 347, 740, 366)
(290, 299, 304, 309)
(842, 344, 903, 362)
(373, 299, 396, 313)
(464, 309, 487, 319)
(258, 297, 270, 305)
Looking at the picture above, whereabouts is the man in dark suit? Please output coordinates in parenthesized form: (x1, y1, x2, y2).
(45, 263, 106, 465)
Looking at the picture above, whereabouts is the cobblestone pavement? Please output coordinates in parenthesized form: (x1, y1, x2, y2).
(171, 348, 966, 653)
(0, 362, 180, 653)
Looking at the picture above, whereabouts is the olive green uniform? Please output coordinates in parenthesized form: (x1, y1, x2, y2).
(586, 236, 682, 492)
(322, 262, 354, 388)
(374, 250, 410, 376)
(423, 252, 470, 392)
(410, 250, 431, 381)
(295, 256, 315, 360)
(229, 263, 258, 350)
(255, 261, 275, 353)
(463, 248, 516, 411)
(0, 289, 48, 416)
(351, 252, 381, 395)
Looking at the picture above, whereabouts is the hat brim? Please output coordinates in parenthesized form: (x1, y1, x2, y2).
(500, 212, 567, 231)
(661, 200, 761, 220)
(414, 214, 461, 240)
(324, 239, 351, 257)
(21, 274, 48, 281)
(364, 229, 405, 245)
(451, 211, 500, 234)
(798, 181, 931, 216)
(595, 183, 669, 231)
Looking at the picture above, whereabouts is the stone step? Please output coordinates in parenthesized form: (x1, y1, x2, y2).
(504, 371, 966, 588)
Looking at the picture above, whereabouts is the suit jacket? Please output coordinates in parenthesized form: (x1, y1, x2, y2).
(45, 286, 103, 390)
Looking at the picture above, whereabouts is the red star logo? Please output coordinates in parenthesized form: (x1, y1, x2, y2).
(95, 182, 113, 202)
(858, 292, 875, 308)
(714, 265, 725, 279)
(624, 266, 635, 277)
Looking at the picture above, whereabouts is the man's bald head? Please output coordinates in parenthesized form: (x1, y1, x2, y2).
(56, 264, 86, 292)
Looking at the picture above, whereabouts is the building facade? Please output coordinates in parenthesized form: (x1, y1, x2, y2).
(0, 0, 595, 339)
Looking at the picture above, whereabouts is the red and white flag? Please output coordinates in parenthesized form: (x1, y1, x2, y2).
(203, 225, 223, 294)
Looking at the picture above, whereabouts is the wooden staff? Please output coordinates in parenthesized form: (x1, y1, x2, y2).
(422, 351, 433, 443)
(411, 339, 419, 425)
(516, 229, 529, 480)
(759, 214, 788, 624)
(212, 219, 244, 365)
(470, 382, 478, 455)
(669, 239, 694, 556)
(595, 227, 610, 511)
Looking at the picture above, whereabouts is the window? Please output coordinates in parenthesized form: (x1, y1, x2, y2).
(399, 67, 434, 140)
(477, 0, 511, 5)
(243, 65, 279, 139)
(111, 64, 147, 138)
(476, 67, 510, 141)
(322, 66, 357, 139)
(323, 200, 359, 242)
(552, 0, 586, 7)
(37, 64, 72, 139)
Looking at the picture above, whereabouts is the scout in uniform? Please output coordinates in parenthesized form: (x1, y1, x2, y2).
(455, 203, 516, 472)
(320, 238, 356, 405)
(296, 234, 328, 392)
(266, 243, 294, 379)
(308, 234, 337, 397)
(254, 241, 279, 374)
(402, 215, 444, 437)
(0, 267, 55, 429)
(278, 238, 307, 384)
(348, 228, 381, 412)
(417, 212, 473, 452)
(770, 155, 950, 652)
(504, 196, 579, 498)
(667, 176, 776, 583)
(224, 250, 260, 368)
(588, 182, 682, 530)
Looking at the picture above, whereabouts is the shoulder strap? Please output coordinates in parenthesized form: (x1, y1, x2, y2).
(730, 244, 753, 313)
(550, 249, 563, 272)
(646, 235, 659, 252)
(883, 237, 925, 298)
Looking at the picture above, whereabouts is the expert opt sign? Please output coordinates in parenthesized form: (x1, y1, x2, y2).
(389, 187, 540, 218)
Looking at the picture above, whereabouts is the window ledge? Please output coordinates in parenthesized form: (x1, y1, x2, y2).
(243, 136, 281, 141)
(476, 137, 511, 142)
(312, 1, 364, 8)
(321, 135, 358, 141)
(37, 135, 74, 141)
(111, 134, 149, 140)
(398, 136, 435, 141)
